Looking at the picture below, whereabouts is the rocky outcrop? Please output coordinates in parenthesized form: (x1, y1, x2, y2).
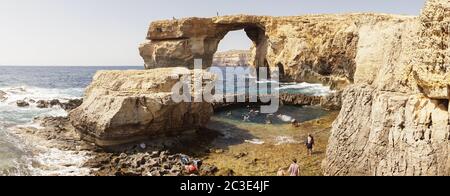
(412, 0, 450, 99)
(36, 99, 83, 111)
(323, 0, 450, 176)
(213, 50, 251, 67)
(69, 68, 215, 147)
(16, 100, 30, 107)
(0, 90, 6, 101)
(140, 14, 416, 89)
(324, 85, 450, 176)
(87, 151, 218, 176)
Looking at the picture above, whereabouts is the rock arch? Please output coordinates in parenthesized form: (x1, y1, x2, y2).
(139, 14, 412, 90)
(139, 16, 269, 69)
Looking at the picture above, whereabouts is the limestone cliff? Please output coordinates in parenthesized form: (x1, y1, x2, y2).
(69, 68, 214, 147)
(213, 50, 251, 66)
(139, 14, 416, 89)
(323, 0, 450, 176)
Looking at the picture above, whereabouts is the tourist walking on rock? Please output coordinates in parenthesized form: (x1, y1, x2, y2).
(305, 134, 315, 156)
(288, 159, 300, 176)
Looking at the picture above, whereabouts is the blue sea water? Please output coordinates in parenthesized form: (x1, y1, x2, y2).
(0, 66, 142, 176)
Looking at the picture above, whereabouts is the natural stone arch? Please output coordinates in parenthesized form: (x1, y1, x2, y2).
(139, 17, 269, 70)
(139, 14, 400, 90)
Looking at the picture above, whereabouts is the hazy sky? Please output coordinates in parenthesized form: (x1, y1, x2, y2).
(0, 0, 426, 66)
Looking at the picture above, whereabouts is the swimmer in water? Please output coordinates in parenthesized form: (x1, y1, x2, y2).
(291, 119, 300, 127)
(243, 115, 250, 122)
(266, 114, 273, 124)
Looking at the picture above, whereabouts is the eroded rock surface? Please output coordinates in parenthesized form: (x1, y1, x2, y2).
(213, 50, 251, 67)
(324, 0, 450, 176)
(69, 68, 215, 147)
(140, 14, 417, 89)
(0, 90, 6, 101)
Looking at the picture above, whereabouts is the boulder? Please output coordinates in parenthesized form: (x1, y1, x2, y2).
(16, 100, 30, 107)
(60, 99, 83, 111)
(36, 100, 50, 108)
(49, 99, 61, 107)
(0, 90, 6, 101)
(69, 67, 215, 147)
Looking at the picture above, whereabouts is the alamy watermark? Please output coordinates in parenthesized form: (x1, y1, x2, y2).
(171, 59, 280, 113)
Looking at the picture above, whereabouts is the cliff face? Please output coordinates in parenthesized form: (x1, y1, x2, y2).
(323, 0, 450, 176)
(213, 50, 251, 67)
(139, 14, 416, 89)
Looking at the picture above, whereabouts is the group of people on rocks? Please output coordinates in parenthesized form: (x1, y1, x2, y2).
(277, 134, 315, 176)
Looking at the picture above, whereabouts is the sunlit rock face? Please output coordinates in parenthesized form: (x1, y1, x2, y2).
(69, 68, 214, 147)
(139, 14, 417, 90)
(324, 0, 450, 176)
(413, 0, 450, 99)
(213, 50, 251, 67)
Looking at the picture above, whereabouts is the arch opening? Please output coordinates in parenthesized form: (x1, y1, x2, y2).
(213, 29, 253, 67)
(207, 23, 267, 69)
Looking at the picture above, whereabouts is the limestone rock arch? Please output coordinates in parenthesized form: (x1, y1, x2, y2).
(139, 16, 269, 69)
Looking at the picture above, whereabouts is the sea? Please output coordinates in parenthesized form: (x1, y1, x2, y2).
(0, 66, 333, 176)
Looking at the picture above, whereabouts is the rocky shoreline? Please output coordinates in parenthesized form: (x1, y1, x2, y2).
(14, 98, 83, 111)
(13, 115, 220, 176)
(212, 92, 341, 112)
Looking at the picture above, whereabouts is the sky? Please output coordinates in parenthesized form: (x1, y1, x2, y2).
(0, 0, 427, 66)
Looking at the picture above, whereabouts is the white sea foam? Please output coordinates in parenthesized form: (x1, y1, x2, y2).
(29, 148, 92, 176)
(0, 86, 83, 105)
(0, 85, 87, 176)
(245, 139, 265, 145)
(274, 136, 300, 145)
(277, 114, 294, 122)
(276, 82, 334, 96)
(256, 80, 279, 84)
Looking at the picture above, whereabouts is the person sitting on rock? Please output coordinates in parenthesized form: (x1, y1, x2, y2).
(193, 159, 203, 170)
(243, 115, 250, 122)
(185, 164, 198, 174)
(180, 155, 190, 165)
(291, 119, 300, 127)
(277, 168, 286, 176)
